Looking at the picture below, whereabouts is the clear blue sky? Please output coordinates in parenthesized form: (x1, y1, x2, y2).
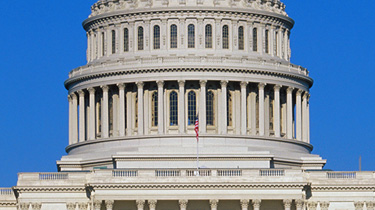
(0, 1, 374, 187)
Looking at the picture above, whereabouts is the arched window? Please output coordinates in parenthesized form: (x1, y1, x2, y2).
(138, 26, 144, 50)
(170, 91, 178, 126)
(124, 28, 129, 52)
(170, 24, 178, 49)
(188, 24, 195, 48)
(111, 30, 116, 54)
(205, 24, 212, 48)
(265, 29, 269, 54)
(253, 28, 258, 52)
(227, 91, 233, 126)
(153, 25, 160, 50)
(206, 91, 214, 126)
(238, 26, 244, 50)
(152, 92, 158, 127)
(222, 25, 229, 49)
(187, 91, 197, 125)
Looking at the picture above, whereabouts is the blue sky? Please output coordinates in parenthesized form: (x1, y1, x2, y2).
(0, 1, 374, 187)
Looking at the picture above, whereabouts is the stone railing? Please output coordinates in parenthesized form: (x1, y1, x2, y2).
(155, 169, 181, 177)
(68, 55, 308, 79)
(113, 170, 138, 177)
(217, 169, 242, 177)
(186, 169, 211, 177)
(0, 188, 13, 195)
(39, 173, 69, 180)
(326, 172, 356, 179)
(259, 169, 285, 176)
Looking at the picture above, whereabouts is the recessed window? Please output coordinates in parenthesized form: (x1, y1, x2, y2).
(188, 24, 195, 48)
(124, 28, 129, 52)
(170, 91, 178, 126)
(265, 29, 269, 54)
(138, 26, 144, 51)
(205, 24, 212, 48)
(152, 92, 158, 127)
(206, 91, 214, 126)
(111, 30, 116, 54)
(170, 24, 178, 49)
(222, 25, 229, 49)
(238, 26, 244, 50)
(253, 28, 258, 52)
(187, 91, 197, 125)
(153, 25, 160, 50)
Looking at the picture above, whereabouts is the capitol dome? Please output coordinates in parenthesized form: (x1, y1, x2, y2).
(60, 0, 325, 171)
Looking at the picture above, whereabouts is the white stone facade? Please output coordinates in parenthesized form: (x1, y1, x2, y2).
(0, 0, 374, 209)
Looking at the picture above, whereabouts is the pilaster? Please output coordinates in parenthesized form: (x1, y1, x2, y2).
(258, 83, 266, 136)
(117, 83, 126, 137)
(88, 87, 96, 140)
(199, 80, 207, 134)
(178, 80, 185, 134)
(286, 87, 294, 139)
(101, 85, 109, 138)
(106, 200, 114, 210)
(296, 89, 302, 140)
(274, 85, 281, 137)
(137, 82, 144, 135)
(240, 81, 248, 135)
(78, 90, 86, 142)
(157, 81, 165, 134)
(220, 80, 228, 134)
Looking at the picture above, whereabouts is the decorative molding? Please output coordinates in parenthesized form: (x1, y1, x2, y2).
(66, 203, 76, 210)
(319, 202, 329, 210)
(283, 199, 292, 208)
(105, 200, 114, 209)
(252, 199, 261, 208)
(240, 199, 249, 209)
(148, 200, 157, 209)
(209, 199, 219, 208)
(354, 201, 364, 210)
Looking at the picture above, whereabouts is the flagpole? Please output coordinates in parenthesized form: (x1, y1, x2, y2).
(197, 136, 199, 173)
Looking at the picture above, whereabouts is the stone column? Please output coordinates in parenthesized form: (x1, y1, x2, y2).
(94, 200, 102, 210)
(354, 202, 364, 210)
(118, 83, 126, 137)
(302, 92, 308, 142)
(101, 85, 109, 138)
(283, 199, 292, 210)
(87, 32, 91, 62)
(31, 203, 42, 210)
(258, 83, 266, 136)
(286, 87, 294, 139)
(307, 202, 317, 210)
(106, 200, 114, 210)
(210, 199, 219, 210)
(252, 199, 261, 210)
(284, 29, 288, 60)
(136, 200, 145, 210)
(221, 80, 228, 134)
(240, 82, 248, 135)
(126, 90, 132, 136)
(68, 95, 72, 144)
(320, 202, 330, 210)
(88, 88, 96, 140)
(157, 81, 165, 134)
(200, 80, 207, 134)
(240, 199, 249, 210)
(178, 80, 185, 134)
(72, 93, 78, 144)
(296, 89, 302, 140)
(250, 87, 257, 135)
(179, 200, 188, 210)
(137, 82, 144, 135)
(274, 85, 281, 137)
(78, 90, 86, 142)
(295, 200, 304, 210)
(148, 200, 157, 210)
(307, 94, 310, 143)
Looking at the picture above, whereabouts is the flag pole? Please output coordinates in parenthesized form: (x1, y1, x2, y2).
(197, 135, 199, 173)
(195, 113, 200, 176)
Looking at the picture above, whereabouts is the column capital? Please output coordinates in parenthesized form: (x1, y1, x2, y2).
(258, 83, 266, 89)
(105, 200, 114, 209)
(200, 80, 207, 87)
(70, 93, 77, 100)
(94, 200, 102, 209)
(367, 201, 374, 210)
(274, 84, 282, 91)
(68, 95, 72, 101)
(78, 203, 88, 210)
(148, 200, 157, 209)
(179, 199, 188, 208)
(88, 87, 96, 94)
(209, 199, 219, 208)
(307, 202, 317, 210)
(19, 203, 30, 210)
(178, 80, 185, 87)
(117, 83, 126, 90)
(157, 80, 164, 88)
(220, 80, 228, 87)
(136, 81, 144, 89)
(66, 203, 76, 210)
(31, 203, 42, 210)
(252, 199, 261, 208)
(304, 92, 310, 99)
(77, 90, 85, 96)
(240, 199, 249, 209)
(354, 202, 364, 210)
(286, 87, 294, 94)
(136, 200, 145, 209)
(295, 200, 304, 208)
(296, 89, 303, 96)
(101, 85, 109, 92)
(319, 202, 330, 210)
(283, 199, 292, 208)
(240, 81, 248, 88)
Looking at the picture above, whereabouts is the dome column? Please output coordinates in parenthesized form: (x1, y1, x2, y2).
(274, 85, 282, 137)
(220, 80, 228, 134)
(101, 85, 109, 138)
(117, 83, 126, 137)
(88, 87, 96, 140)
(258, 83, 266, 136)
(199, 80, 207, 134)
(78, 90, 86, 142)
(68, 95, 72, 144)
(249, 86, 257, 135)
(137, 82, 144, 135)
(240, 81, 248, 135)
(286, 87, 294, 139)
(296, 89, 303, 140)
(71, 93, 78, 144)
(157, 81, 165, 134)
(302, 92, 308, 142)
(307, 94, 311, 143)
(178, 80, 186, 134)
(126, 88, 133, 136)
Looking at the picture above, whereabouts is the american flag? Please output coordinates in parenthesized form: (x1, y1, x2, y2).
(194, 115, 199, 142)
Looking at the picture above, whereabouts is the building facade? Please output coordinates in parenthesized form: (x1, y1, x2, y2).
(0, 0, 374, 209)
